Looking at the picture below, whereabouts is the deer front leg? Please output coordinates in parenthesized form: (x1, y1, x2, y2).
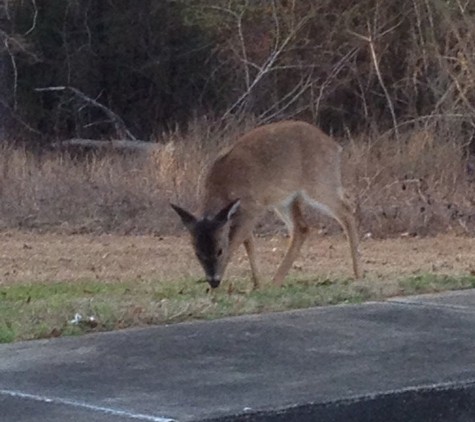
(227, 212, 261, 289)
(244, 234, 260, 289)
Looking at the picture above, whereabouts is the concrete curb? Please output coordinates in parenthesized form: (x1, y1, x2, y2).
(203, 381, 475, 422)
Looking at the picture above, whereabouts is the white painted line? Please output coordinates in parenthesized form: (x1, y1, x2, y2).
(0, 389, 176, 422)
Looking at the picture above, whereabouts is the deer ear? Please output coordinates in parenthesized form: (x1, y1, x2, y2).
(214, 199, 241, 227)
(170, 203, 197, 231)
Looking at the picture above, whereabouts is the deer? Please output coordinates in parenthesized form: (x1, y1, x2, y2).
(171, 120, 362, 289)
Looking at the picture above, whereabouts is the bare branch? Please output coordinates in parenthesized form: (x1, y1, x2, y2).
(450, 73, 475, 116)
(236, 2, 250, 90)
(270, 0, 280, 51)
(4, 38, 17, 111)
(0, 99, 42, 135)
(349, 23, 400, 141)
(259, 73, 313, 123)
(368, 35, 399, 141)
(2, 0, 11, 21)
(221, 11, 313, 119)
(0, 29, 41, 62)
(454, 0, 469, 14)
(204, 4, 252, 92)
(347, 29, 370, 43)
(35, 86, 139, 141)
(314, 47, 359, 116)
(24, 0, 38, 36)
(50, 139, 153, 151)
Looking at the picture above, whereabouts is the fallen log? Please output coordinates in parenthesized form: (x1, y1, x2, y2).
(49, 138, 159, 152)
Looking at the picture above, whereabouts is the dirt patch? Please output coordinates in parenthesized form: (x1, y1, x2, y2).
(0, 231, 474, 286)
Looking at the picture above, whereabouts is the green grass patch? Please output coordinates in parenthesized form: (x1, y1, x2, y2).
(1, 273, 475, 343)
(400, 273, 475, 294)
(0, 323, 16, 344)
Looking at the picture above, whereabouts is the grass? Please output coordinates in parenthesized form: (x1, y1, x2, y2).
(2, 273, 475, 343)
(0, 119, 474, 344)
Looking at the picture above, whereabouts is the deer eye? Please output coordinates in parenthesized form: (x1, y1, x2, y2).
(217, 248, 223, 257)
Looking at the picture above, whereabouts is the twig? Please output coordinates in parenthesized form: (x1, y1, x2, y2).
(24, 0, 38, 36)
(314, 47, 359, 116)
(0, 99, 42, 135)
(236, 3, 250, 90)
(221, 11, 312, 119)
(348, 25, 400, 141)
(259, 73, 313, 123)
(208, 5, 251, 90)
(3, 0, 11, 20)
(450, 74, 475, 115)
(4, 38, 17, 111)
(368, 35, 399, 141)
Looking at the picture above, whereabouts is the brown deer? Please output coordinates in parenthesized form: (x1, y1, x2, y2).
(171, 120, 361, 289)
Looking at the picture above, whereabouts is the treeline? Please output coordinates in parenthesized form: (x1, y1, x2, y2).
(1, 0, 475, 143)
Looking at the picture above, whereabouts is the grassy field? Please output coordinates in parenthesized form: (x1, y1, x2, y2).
(0, 121, 474, 344)
(1, 231, 474, 343)
(2, 273, 475, 343)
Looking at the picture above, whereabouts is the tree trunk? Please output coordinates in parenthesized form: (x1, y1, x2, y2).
(0, 55, 13, 141)
(0, 6, 13, 141)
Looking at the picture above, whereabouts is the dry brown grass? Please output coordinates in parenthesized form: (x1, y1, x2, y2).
(0, 118, 474, 238)
(344, 128, 475, 238)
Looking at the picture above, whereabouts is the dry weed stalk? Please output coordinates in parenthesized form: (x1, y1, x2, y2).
(0, 117, 473, 237)
(344, 127, 473, 237)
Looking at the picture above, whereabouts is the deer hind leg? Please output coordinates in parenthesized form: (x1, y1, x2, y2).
(336, 198, 362, 280)
(272, 198, 310, 285)
(306, 192, 362, 280)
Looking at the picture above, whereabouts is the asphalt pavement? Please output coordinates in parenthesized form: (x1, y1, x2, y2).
(2, 289, 475, 421)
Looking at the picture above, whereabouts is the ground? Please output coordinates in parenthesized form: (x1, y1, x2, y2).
(0, 231, 474, 286)
(1, 230, 475, 342)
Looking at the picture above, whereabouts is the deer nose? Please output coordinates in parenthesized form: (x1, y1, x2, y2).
(208, 276, 221, 289)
